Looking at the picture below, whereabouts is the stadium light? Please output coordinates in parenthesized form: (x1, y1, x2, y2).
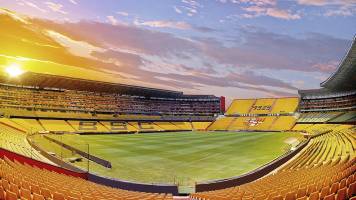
(5, 63, 24, 77)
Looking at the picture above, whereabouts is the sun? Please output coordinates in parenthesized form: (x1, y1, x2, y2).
(5, 63, 25, 77)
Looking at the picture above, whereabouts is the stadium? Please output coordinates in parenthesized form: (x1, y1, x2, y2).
(0, 4, 355, 200)
(0, 34, 354, 200)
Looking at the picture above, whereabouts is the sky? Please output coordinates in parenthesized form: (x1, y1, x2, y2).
(0, 0, 355, 102)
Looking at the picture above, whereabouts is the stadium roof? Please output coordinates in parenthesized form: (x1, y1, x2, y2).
(0, 71, 188, 98)
(320, 35, 356, 90)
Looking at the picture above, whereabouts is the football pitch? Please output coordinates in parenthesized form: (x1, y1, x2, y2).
(35, 131, 301, 187)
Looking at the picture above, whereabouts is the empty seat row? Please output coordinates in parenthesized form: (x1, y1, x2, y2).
(0, 157, 173, 200)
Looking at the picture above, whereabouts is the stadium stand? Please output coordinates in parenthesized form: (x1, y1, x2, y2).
(247, 117, 276, 131)
(298, 112, 342, 123)
(1, 109, 94, 120)
(9, 119, 45, 132)
(206, 117, 235, 131)
(67, 121, 109, 132)
(295, 124, 338, 135)
(7, 119, 202, 134)
(5, 119, 203, 134)
(222, 97, 298, 116)
(226, 117, 248, 131)
(298, 89, 356, 128)
(39, 120, 75, 132)
(270, 116, 297, 131)
(329, 111, 356, 123)
(271, 97, 299, 114)
(114, 114, 162, 120)
(171, 122, 192, 130)
(225, 99, 255, 115)
(191, 126, 356, 200)
(210, 97, 299, 132)
(36, 111, 93, 119)
(154, 122, 180, 131)
(191, 122, 211, 130)
(100, 121, 138, 132)
(0, 118, 28, 133)
(249, 98, 276, 114)
(299, 90, 356, 112)
(0, 157, 173, 200)
(0, 84, 221, 119)
(129, 122, 163, 132)
(0, 122, 49, 163)
(292, 124, 315, 131)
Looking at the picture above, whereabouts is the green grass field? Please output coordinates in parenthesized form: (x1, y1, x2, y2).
(33, 131, 301, 188)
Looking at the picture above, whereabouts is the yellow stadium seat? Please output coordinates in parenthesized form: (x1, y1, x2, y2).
(225, 99, 255, 115)
(208, 117, 234, 131)
(39, 120, 75, 132)
(100, 121, 137, 132)
(6, 191, 17, 200)
(271, 97, 299, 114)
(192, 122, 211, 130)
(10, 119, 45, 132)
(246, 117, 276, 131)
(154, 122, 180, 131)
(228, 117, 248, 130)
(0, 158, 174, 200)
(171, 122, 192, 130)
(67, 121, 108, 132)
(129, 122, 163, 131)
(271, 116, 297, 131)
(249, 98, 276, 114)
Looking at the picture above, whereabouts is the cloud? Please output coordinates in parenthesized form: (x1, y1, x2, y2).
(32, 18, 197, 58)
(173, 6, 182, 14)
(150, 70, 297, 96)
(46, 30, 104, 58)
(116, 11, 129, 16)
(68, 0, 78, 5)
(226, 71, 298, 90)
(242, 0, 276, 6)
(297, 0, 355, 6)
(324, 5, 356, 16)
(91, 49, 143, 69)
(0, 8, 30, 24)
(2, 12, 298, 96)
(297, 0, 356, 16)
(194, 26, 217, 33)
(243, 5, 266, 14)
(311, 61, 339, 72)
(45, 2, 67, 14)
(106, 15, 118, 25)
(1, 10, 350, 98)
(217, 0, 276, 6)
(135, 20, 192, 30)
(22, 1, 47, 13)
(265, 8, 301, 20)
(134, 20, 217, 32)
(221, 0, 301, 20)
(180, 0, 202, 17)
(182, 0, 201, 7)
(32, 18, 350, 74)
(198, 30, 349, 72)
(241, 5, 301, 20)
